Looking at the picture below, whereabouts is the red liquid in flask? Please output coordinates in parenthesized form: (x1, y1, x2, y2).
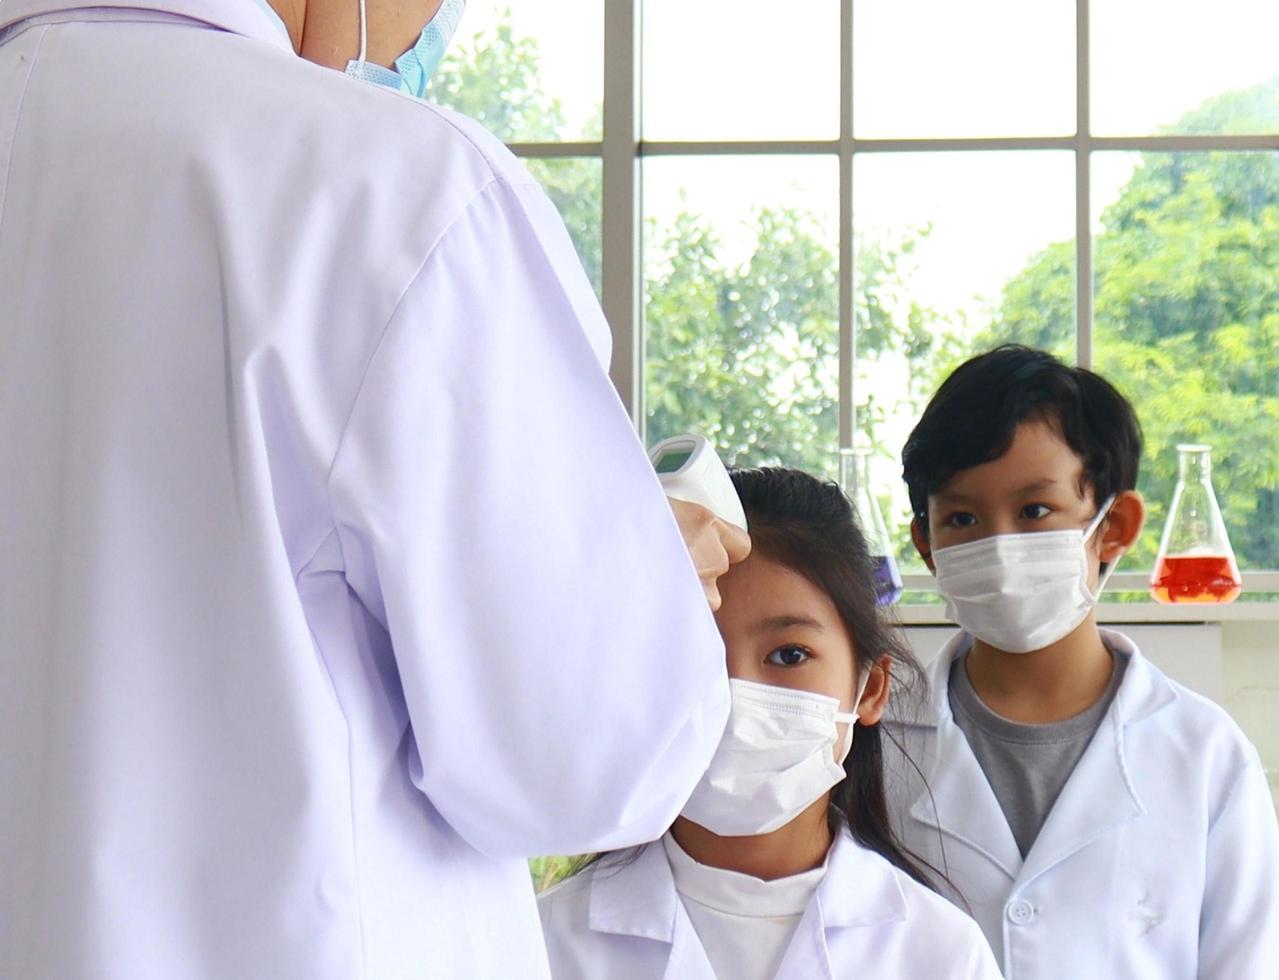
(1151, 555, 1242, 604)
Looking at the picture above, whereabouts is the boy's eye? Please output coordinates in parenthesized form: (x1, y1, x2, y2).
(1021, 503, 1053, 520)
(944, 512, 978, 529)
(766, 645, 811, 668)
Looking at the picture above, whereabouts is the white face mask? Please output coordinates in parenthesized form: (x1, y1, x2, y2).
(932, 496, 1118, 654)
(681, 675, 869, 838)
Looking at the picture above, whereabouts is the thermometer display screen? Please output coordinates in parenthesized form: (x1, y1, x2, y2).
(654, 448, 694, 474)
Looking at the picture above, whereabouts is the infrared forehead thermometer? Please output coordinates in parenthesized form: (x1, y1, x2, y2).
(649, 434, 748, 532)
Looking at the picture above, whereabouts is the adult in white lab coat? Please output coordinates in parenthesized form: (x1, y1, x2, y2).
(884, 629, 1279, 979)
(0, 1, 749, 976)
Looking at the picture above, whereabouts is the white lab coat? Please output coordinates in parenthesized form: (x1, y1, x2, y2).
(0, 2, 731, 976)
(537, 830, 1004, 979)
(883, 629, 1279, 980)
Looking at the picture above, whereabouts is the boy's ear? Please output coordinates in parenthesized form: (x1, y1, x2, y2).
(1100, 490, 1145, 564)
(910, 517, 936, 573)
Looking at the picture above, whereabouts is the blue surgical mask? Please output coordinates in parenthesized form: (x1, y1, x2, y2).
(345, 0, 465, 98)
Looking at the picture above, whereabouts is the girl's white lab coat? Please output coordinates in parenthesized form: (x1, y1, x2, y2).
(0, 1, 731, 977)
(884, 629, 1279, 980)
(538, 830, 1004, 979)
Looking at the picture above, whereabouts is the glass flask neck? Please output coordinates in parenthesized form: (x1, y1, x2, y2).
(839, 447, 872, 493)
(1177, 443, 1213, 485)
(838, 448, 890, 554)
(838, 448, 902, 605)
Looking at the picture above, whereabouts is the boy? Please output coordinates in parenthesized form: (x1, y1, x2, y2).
(883, 345, 1279, 978)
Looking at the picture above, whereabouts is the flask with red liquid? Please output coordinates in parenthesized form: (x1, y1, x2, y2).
(840, 448, 902, 605)
(1150, 444, 1243, 604)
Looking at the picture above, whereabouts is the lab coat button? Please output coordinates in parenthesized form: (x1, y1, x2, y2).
(1006, 899, 1035, 925)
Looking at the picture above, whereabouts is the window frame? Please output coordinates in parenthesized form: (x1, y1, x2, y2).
(503, 0, 1279, 612)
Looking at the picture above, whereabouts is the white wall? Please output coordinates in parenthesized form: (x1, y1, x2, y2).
(1221, 621, 1279, 809)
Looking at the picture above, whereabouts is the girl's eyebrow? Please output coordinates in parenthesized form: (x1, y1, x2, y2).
(752, 614, 825, 635)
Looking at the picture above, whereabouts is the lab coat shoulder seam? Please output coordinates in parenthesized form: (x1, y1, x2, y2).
(416, 101, 543, 192)
(321, 175, 503, 507)
(0, 22, 47, 247)
(1206, 746, 1265, 835)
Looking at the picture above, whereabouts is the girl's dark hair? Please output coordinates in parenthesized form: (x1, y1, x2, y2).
(563, 466, 945, 893)
(729, 466, 940, 889)
(903, 344, 1143, 534)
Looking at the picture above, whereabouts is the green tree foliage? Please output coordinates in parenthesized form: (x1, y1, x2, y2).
(431, 13, 1278, 570)
(429, 14, 935, 483)
(988, 76, 1279, 567)
(643, 209, 954, 482)
(644, 206, 840, 475)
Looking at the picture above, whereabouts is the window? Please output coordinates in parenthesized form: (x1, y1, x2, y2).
(429, 1, 1279, 598)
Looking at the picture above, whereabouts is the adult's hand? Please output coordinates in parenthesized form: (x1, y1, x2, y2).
(668, 498, 752, 611)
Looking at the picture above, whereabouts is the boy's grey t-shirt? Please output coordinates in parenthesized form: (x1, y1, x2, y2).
(948, 651, 1127, 858)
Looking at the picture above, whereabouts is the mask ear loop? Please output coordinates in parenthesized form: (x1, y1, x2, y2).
(834, 667, 875, 763)
(355, 0, 368, 64)
(1086, 494, 1121, 596)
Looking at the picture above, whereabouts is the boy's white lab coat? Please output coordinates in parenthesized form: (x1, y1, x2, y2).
(0, 1, 731, 977)
(884, 629, 1279, 980)
(538, 830, 1004, 979)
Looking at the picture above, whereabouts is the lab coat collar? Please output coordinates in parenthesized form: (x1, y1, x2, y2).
(903, 627, 1177, 885)
(1015, 629, 1177, 886)
(813, 828, 909, 929)
(900, 627, 1179, 729)
(0, 0, 293, 53)
(588, 843, 716, 980)
(587, 830, 909, 980)
(588, 831, 910, 940)
(1099, 627, 1180, 725)
(769, 828, 909, 980)
(588, 843, 682, 944)
(901, 631, 1026, 878)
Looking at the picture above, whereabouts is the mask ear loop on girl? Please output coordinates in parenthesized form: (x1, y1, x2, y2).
(833, 667, 875, 764)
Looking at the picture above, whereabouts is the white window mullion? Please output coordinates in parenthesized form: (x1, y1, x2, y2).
(839, 0, 856, 450)
(602, 0, 644, 429)
(1075, 0, 1093, 368)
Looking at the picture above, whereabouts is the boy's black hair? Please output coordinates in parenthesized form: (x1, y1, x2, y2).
(902, 344, 1143, 534)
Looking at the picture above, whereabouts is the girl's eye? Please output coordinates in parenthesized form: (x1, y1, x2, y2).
(1021, 503, 1052, 520)
(766, 645, 811, 668)
(944, 512, 978, 529)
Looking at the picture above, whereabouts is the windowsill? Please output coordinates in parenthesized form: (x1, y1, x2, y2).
(893, 602, 1279, 626)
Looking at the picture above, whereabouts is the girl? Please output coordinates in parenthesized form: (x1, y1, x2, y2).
(538, 467, 1001, 979)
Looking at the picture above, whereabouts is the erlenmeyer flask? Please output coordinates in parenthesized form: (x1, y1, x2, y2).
(839, 448, 902, 605)
(1150, 444, 1243, 604)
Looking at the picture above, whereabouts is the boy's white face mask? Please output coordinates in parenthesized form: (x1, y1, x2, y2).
(932, 496, 1117, 654)
(681, 675, 869, 838)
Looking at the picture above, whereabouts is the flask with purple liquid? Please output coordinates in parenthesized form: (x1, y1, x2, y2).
(839, 448, 903, 606)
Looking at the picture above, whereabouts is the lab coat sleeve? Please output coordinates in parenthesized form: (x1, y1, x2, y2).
(955, 915, 1004, 980)
(1197, 750, 1279, 978)
(968, 938, 1005, 980)
(326, 177, 730, 860)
